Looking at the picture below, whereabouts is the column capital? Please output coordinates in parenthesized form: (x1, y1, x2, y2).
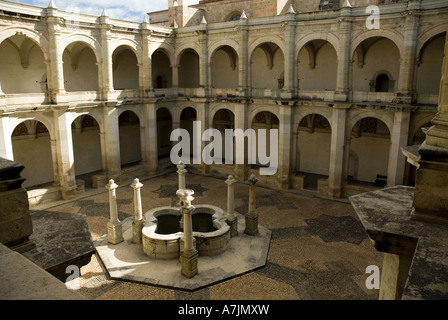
(130, 178, 143, 190)
(106, 179, 118, 191)
(226, 175, 237, 186)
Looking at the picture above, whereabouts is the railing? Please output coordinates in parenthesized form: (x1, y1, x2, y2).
(5, 93, 46, 106)
(351, 91, 396, 103)
(378, 0, 405, 4)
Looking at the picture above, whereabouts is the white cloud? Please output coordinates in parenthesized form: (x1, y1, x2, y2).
(12, 0, 200, 22)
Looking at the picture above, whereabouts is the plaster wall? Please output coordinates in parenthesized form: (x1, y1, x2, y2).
(350, 135, 390, 182)
(63, 48, 98, 92)
(297, 130, 331, 175)
(416, 34, 445, 95)
(251, 47, 284, 89)
(179, 51, 200, 88)
(12, 134, 53, 187)
(119, 124, 142, 165)
(0, 38, 46, 94)
(352, 38, 400, 92)
(211, 49, 238, 88)
(298, 43, 337, 91)
(72, 128, 102, 176)
(113, 49, 139, 90)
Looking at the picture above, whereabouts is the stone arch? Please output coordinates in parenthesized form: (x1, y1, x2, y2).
(60, 34, 101, 63)
(208, 39, 240, 64)
(416, 24, 448, 57)
(62, 40, 99, 92)
(156, 107, 173, 159)
(249, 36, 286, 58)
(295, 32, 340, 61)
(0, 27, 49, 59)
(295, 112, 332, 183)
(110, 39, 142, 64)
(112, 44, 139, 90)
(11, 119, 54, 188)
(118, 110, 142, 167)
(177, 47, 200, 88)
(350, 29, 404, 61)
(152, 48, 173, 89)
(346, 115, 391, 185)
(175, 44, 200, 66)
(150, 42, 175, 61)
(0, 30, 48, 94)
(210, 105, 236, 123)
(347, 110, 394, 137)
(249, 106, 280, 125)
(71, 114, 103, 186)
(210, 44, 239, 89)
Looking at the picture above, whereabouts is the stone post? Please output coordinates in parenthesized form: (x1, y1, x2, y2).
(412, 29, 448, 224)
(245, 174, 259, 236)
(177, 189, 198, 278)
(130, 178, 144, 244)
(225, 175, 238, 237)
(177, 161, 187, 190)
(106, 179, 123, 244)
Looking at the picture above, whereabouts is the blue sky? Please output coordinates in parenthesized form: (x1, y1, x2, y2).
(10, 0, 200, 22)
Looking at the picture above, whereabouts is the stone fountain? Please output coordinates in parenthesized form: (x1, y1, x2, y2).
(94, 163, 272, 290)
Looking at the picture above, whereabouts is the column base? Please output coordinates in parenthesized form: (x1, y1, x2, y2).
(225, 215, 238, 237)
(132, 219, 144, 244)
(180, 249, 199, 278)
(107, 221, 124, 245)
(244, 212, 259, 236)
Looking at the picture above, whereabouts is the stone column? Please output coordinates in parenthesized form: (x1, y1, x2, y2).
(140, 17, 153, 98)
(171, 64, 179, 90)
(54, 108, 77, 200)
(225, 175, 238, 237)
(177, 161, 187, 190)
(106, 179, 123, 244)
(198, 19, 209, 97)
(145, 103, 158, 176)
(98, 10, 114, 101)
(396, 6, 420, 104)
(237, 12, 249, 97)
(328, 104, 349, 198)
(335, 3, 353, 102)
(45, 3, 67, 104)
(244, 174, 259, 236)
(412, 29, 448, 224)
(177, 189, 198, 278)
(130, 178, 144, 244)
(277, 105, 292, 189)
(233, 102, 248, 180)
(282, 6, 296, 99)
(103, 103, 121, 182)
(0, 117, 13, 160)
(387, 110, 411, 187)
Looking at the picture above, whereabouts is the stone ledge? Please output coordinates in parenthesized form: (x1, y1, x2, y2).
(350, 186, 448, 300)
(0, 243, 85, 300)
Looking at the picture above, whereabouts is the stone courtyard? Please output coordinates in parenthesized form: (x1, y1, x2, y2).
(35, 172, 383, 300)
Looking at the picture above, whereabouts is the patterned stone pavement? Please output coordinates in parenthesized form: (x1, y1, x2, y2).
(39, 172, 383, 300)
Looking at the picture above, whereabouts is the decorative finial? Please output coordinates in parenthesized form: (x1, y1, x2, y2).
(47, 0, 57, 9)
(241, 10, 247, 20)
(287, 4, 296, 14)
(101, 8, 108, 17)
(343, 0, 352, 8)
(200, 16, 207, 24)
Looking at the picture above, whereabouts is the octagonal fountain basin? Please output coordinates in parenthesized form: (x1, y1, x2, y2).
(142, 204, 230, 259)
